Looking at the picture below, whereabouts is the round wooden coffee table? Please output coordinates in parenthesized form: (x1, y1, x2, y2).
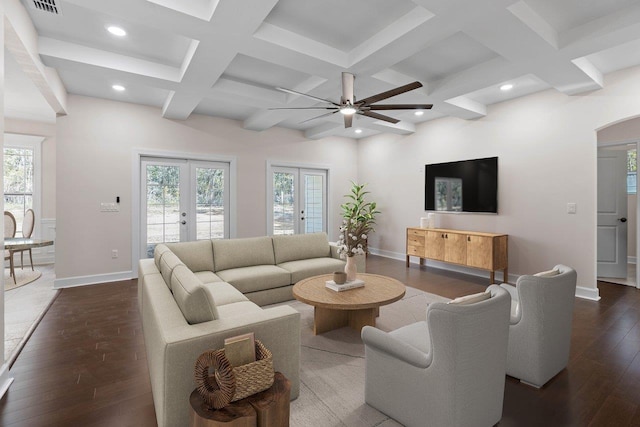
(293, 273, 406, 335)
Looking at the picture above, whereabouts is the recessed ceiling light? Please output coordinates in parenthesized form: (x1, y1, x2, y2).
(414, 110, 424, 116)
(355, 129, 363, 134)
(112, 84, 126, 92)
(500, 84, 514, 91)
(107, 26, 127, 37)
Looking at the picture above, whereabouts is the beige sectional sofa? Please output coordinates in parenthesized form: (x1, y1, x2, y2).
(138, 232, 364, 427)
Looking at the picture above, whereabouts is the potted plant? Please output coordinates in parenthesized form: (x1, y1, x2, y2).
(337, 182, 380, 280)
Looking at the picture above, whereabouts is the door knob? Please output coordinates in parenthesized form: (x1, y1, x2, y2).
(619, 217, 628, 223)
(181, 220, 186, 225)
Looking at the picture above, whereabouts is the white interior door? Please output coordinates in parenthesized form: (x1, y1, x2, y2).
(597, 149, 628, 278)
(270, 166, 327, 235)
(141, 157, 229, 258)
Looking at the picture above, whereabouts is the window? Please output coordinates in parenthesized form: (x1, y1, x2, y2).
(4, 135, 42, 233)
(628, 149, 637, 194)
(435, 177, 462, 211)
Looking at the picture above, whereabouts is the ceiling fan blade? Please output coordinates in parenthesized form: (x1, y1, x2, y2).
(361, 111, 400, 124)
(344, 114, 353, 128)
(299, 110, 339, 124)
(275, 87, 339, 106)
(341, 72, 355, 105)
(268, 107, 338, 110)
(357, 81, 423, 106)
(368, 104, 433, 110)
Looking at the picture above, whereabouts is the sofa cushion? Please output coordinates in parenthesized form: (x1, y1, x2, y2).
(171, 265, 218, 324)
(216, 301, 262, 318)
(166, 240, 215, 272)
(216, 265, 291, 294)
(159, 252, 184, 291)
(202, 282, 249, 306)
(278, 257, 346, 283)
(213, 236, 275, 271)
(194, 271, 224, 284)
(154, 244, 171, 270)
(272, 232, 331, 264)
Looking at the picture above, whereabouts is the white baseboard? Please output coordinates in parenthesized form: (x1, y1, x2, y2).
(576, 286, 601, 301)
(0, 362, 14, 400)
(54, 271, 133, 289)
(629, 256, 637, 265)
(369, 246, 601, 301)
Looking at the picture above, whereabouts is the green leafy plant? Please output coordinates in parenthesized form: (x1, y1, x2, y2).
(337, 182, 380, 257)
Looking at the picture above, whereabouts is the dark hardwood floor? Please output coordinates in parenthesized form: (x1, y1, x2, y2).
(1, 255, 639, 426)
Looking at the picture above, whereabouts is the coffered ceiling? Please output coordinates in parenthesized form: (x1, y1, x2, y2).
(11, 0, 640, 139)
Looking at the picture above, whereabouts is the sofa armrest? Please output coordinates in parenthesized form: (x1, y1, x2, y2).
(361, 326, 431, 369)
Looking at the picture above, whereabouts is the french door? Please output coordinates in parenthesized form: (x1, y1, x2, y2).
(141, 157, 230, 258)
(270, 166, 327, 235)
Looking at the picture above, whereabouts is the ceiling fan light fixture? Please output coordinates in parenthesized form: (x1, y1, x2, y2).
(340, 106, 357, 115)
(500, 83, 514, 91)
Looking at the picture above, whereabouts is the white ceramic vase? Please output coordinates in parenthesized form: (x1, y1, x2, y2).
(345, 256, 357, 282)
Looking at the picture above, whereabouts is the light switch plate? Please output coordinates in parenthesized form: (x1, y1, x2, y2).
(567, 202, 577, 214)
(101, 202, 119, 212)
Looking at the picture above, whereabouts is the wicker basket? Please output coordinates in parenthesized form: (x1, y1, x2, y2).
(194, 339, 274, 409)
(230, 340, 274, 402)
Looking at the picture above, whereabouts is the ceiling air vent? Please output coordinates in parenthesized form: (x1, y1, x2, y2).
(30, 0, 61, 15)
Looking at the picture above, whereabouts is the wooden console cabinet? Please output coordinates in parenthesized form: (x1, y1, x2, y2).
(406, 227, 508, 283)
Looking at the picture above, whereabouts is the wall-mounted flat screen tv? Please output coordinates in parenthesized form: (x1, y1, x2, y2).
(425, 157, 498, 213)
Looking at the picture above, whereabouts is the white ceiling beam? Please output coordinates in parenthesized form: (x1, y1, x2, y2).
(5, 0, 66, 115)
(253, 23, 348, 68)
(161, 0, 279, 120)
(507, 1, 558, 49)
(348, 6, 435, 66)
(304, 122, 343, 140)
(366, 119, 416, 135)
(444, 96, 486, 119)
(560, 3, 640, 57)
(38, 38, 181, 82)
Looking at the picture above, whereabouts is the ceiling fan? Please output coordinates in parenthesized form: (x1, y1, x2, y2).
(271, 72, 432, 128)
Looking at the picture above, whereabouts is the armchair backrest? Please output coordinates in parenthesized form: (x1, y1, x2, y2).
(426, 285, 511, 425)
(515, 264, 577, 363)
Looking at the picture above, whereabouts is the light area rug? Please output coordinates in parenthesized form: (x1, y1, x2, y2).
(4, 268, 42, 290)
(268, 286, 450, 427)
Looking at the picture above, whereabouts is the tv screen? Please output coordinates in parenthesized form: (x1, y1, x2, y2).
(425, 157, 498, 213)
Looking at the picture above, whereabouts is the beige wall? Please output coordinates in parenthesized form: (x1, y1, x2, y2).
(56, 95, 358, 280)
(5, 118, 56, 219)
(357, 65, 640, 298)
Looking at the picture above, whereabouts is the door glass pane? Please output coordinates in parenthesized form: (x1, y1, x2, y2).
(146, 165, 180, 257)
(196, 167, 225, 240)
(273, 172, 295, 235)
(435, 177, 462, 212)
(304, 175, 324, 233)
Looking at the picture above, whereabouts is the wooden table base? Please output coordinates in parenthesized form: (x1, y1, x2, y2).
(314, 306, 378, 335)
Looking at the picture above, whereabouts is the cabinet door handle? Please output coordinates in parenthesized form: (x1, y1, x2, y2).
(445, 234, 448, 239)
(467, 236, 471, 242)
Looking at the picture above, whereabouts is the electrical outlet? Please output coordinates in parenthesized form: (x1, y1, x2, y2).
(111, 250, 118, 259)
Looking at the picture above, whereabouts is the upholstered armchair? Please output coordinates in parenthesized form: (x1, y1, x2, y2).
(500, 264, 577, 388)
(361, 285, 511, 427)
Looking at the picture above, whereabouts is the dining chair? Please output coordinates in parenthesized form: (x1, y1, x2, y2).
(10, 209, 35, 272)
(4, 211, 16, 284)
